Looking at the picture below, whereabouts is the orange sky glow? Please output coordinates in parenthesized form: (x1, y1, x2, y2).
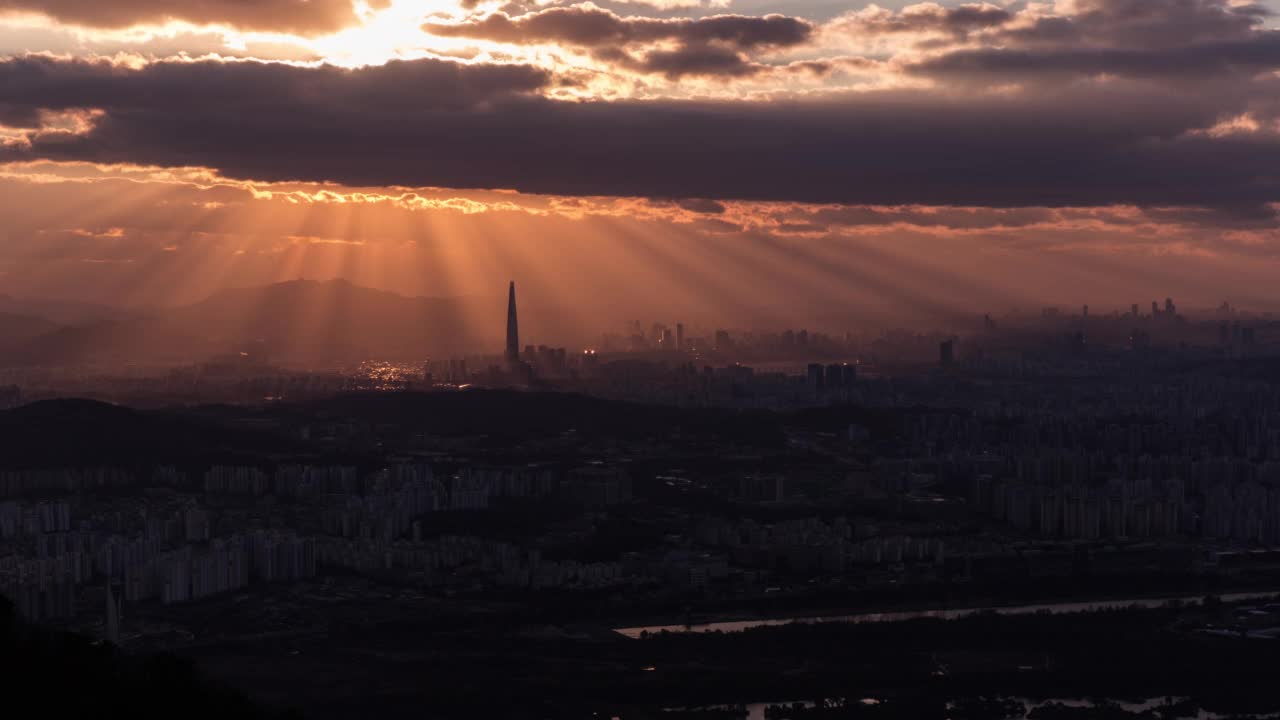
(1, 0, 1279, 327)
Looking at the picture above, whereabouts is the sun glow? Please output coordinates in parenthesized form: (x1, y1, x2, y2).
(307, 0, 480, 66)
(0, 0, 500, 68)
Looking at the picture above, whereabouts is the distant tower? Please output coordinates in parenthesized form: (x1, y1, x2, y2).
(105, 586, 120, 645)
(940, 339, 955, 367)
(505, 281, 519, 364)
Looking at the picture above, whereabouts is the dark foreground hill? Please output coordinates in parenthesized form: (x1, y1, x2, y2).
(0, 399, 296, 468)
(0, 597, 295, 720)
(285, 389, 787, 446)
(0, 391, 788, 470)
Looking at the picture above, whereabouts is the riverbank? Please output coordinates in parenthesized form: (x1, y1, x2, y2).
(615, 588, 1280, 637)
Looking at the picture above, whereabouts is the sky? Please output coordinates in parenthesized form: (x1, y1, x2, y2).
(1, 0, 1280, 327)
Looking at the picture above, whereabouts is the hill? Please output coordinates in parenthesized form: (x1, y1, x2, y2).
(0, 399, 295, 468)
(0, 294, 131, 326)
(0, 597, 292, 719)
(166, 278, 478, 361)
(286, 389, 786, 446)
(0, 391, 787, 468)
(4, 279, 482, 367)
(0, 311, 61, 350)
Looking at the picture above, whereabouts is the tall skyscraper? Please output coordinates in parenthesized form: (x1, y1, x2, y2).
(105, 586, 120, 645)
(506, 281, 519, 364)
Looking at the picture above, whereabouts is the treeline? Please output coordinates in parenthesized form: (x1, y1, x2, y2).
(0, 597, 296, 719)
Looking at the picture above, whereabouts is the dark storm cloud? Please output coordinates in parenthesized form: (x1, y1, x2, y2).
(674, 198, 727, 215)
(908, 32, 1280, 82)
(780, 56, 883, 78)
(424, 6, 810, 77)
(999, 0, 1269, 49)
(831, 0, 1269, 49)
(801, 206, 1060, 231)
(424, 6, 813, 49)
(2, 55, 1280, 213)
(0, 0, 385, 34)
(0, 55, 551, 111)
(833, 2, 1012, 40)
(893, 0, 1280, 85)
(1140, 203, 1280, 230)
(0, 102, 39, 127)
(601, 43, 764, 78)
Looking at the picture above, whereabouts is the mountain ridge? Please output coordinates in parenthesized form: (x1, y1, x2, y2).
(2, 278, 487, 368)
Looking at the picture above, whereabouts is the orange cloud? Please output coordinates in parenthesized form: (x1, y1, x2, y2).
(0, 0, 386, 35)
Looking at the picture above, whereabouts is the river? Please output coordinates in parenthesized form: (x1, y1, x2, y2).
(615, 591, 1279, 638)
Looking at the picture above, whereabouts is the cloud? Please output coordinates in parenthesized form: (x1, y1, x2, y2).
(907, 32, 1280, 83)
(0, 55, 551, 113)
(0, 55, 1278, 213)
(597, 43, 765, 78)
(999, 0, 1269, 50)
(425, 5, 813, 78)
(825, 0, 1280, 87)
(4, 1, 1280, 215)
(827, 2, 1012, 41)
(673, 198, 726, 214)
(827, 0, 1269, 49)
(0, 0, 386, 35)
(600, 0, 732, 9)
(0, 22, 323, 63)
(426, 6, 813, 49)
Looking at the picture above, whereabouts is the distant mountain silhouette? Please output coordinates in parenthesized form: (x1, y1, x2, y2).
(0, 294, 133, 326)
(3, 279, 482, 367)
(0, 311, 61, 350)
(9, 316, 203, 366)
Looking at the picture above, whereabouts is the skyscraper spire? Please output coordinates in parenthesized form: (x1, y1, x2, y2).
(506, 281, 519, 364)
(105, 585, 120, 645)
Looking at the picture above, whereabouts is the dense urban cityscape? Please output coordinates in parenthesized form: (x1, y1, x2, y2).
(0, 279, 1279, 717)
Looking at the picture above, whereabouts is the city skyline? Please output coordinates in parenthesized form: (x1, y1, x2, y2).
(0, 271, 1271, 375)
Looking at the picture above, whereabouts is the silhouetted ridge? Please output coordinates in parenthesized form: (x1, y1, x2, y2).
(289, 389, 786, 445)
(0, 311, 61, 349)
(4, 278, 480, 366)
(0, 399, 291, 468)
(0, 597, 293, 720)
(0, 295, 131, 326)
(6, 397, 136, 421)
